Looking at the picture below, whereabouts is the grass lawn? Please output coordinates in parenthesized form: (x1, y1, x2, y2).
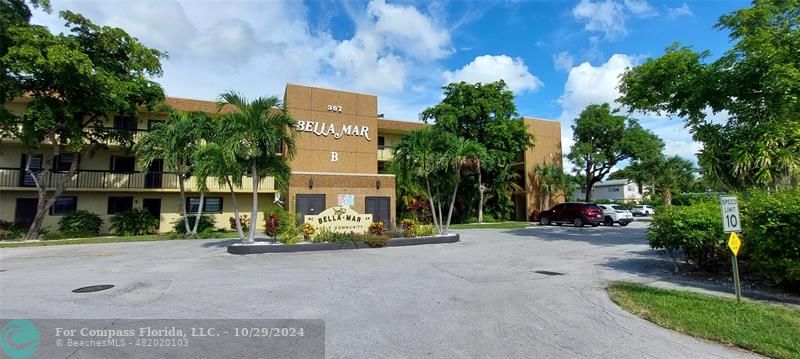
(0, 231, 241, 248)
(448, 221, 533, 230)
(608, 282, 800, 359)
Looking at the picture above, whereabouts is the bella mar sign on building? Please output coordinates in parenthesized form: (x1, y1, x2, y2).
(295, 121, 372, 141)
(305, 207, 372, 234)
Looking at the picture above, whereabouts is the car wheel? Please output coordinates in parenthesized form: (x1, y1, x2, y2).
(619, 222, 629, 227)
(540, 216, 550, 226)
(573, 217, 584, 227)
(604, 217, 614, 226)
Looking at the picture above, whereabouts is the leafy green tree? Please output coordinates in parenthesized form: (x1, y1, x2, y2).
(567, 104, 664, 202)
(2, 7, 165, 240)
(617, 155, 696, 205)
(618, 0, 800, 189)
(393, 127, 448, 233)
(135, 109, 211, 235)
(421, 80, 534, 220)
(532, 161, 569, 210)
(216, 92, 297, 244)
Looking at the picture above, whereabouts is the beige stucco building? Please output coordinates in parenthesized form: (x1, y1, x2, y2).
(0, 84, 561, 233)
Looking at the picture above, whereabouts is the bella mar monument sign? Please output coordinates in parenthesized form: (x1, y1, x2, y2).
(305, 207, 372, 234)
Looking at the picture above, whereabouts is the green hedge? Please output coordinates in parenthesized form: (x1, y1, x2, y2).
(649, 189, 800, 290)
(110, 209, 159, 236)
(648, 201, 726, 269)
(58, 210, 102, 238)
(741, 190, 800, 290)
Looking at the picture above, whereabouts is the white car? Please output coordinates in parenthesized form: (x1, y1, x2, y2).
(631, 205, 656, 216)
(598, 205, 633, 226)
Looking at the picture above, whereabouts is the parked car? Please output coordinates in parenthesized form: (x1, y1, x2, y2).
(598, 205, 633, 226)
(539, 203, 604, 227)
(631, 205, 656, 216)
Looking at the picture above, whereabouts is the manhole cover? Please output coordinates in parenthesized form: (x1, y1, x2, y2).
(72, 285, 114, 293)
(534, 270, 564, 276)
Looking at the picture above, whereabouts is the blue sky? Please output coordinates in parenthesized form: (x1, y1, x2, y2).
(32, 0, 749, 167)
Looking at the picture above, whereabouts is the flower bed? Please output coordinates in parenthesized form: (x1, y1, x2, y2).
(227, 233, 459, 255)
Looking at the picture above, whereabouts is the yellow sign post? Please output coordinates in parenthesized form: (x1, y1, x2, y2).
(728, 232, 742, 303)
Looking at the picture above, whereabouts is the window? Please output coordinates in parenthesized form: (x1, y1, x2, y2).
(378, 136, 385, 149)
(611, 187, 620, 192)
(186, 197, 223, 214)
(53, 153, 79, 172)
(107, 196, 133, 214)
(50, 196, 77, 215)
(114, 115, 137, 130)
(110, 156, 136, 173)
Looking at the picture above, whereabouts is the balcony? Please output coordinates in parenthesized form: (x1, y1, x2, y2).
(378, 146, 394, 161)
(1, 128, 150, 147)
(0, 168, 275, 193)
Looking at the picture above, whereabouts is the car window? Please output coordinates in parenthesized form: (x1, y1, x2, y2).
(553, 204, 565, 210)
(612, 206, 626, 211)
(633, 205, 643, 209)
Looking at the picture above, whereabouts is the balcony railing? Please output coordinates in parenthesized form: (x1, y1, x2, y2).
(378, 145, 394, 161)
(0, 168, 274, 192)
(1, 128, 150, 147)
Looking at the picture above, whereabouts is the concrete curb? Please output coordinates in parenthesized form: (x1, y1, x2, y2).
(227, 234, 460, 255)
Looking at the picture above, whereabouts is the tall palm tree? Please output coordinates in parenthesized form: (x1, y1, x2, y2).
(393, 127, 448, 233)
(193, 141, 248, 240)
(216, 91, 296, 244)
(622, 155, 695, 205)
(135, 108, 211, 234)
(443, 138, 485, 233)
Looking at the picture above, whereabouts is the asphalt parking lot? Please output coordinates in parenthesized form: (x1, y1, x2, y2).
(0, 220, 759, 358)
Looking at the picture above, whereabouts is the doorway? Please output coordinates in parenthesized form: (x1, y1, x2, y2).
(142, 198, 162, 224)
(144, 159, 163, 188)
(296, 194, 325, 223)
(365, 197, 391, 225)
(15, 198, 38, 228)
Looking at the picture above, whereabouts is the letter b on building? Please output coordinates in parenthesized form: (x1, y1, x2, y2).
(330, 152, 339, 162)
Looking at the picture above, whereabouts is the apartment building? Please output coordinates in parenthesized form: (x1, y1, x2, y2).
(572, 179, 647, 203)
(0, 84, 562, 233)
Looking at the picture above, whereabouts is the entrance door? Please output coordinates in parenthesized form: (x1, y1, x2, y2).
(144, 159, 163, 188)
(15, 198, 38, 228)
(296, 195, 325, 223)
(365, 197, 390, 225)
(142, 198, 161, 224)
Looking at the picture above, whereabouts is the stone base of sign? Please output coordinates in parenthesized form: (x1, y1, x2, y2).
(227, 234, 459, 255)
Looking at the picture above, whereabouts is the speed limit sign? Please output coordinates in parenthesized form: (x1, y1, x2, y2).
(720, 195, 741, 233)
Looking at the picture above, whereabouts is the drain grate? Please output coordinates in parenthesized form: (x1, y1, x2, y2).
(534, 270, 564, 276)
(72, 284, 114, 293)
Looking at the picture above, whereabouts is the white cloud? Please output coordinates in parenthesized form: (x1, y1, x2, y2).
(623, 0, 658, 18)
(365, 0, 452, 61)
(553, 52, 575, 72)
(443, 55, 543, 93)
(572, 0, 627, 39)
(668, 3, 693, 18)
(558, 54, 634, 121)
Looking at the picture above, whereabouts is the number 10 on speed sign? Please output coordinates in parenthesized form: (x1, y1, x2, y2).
(720, 195, 741, 233)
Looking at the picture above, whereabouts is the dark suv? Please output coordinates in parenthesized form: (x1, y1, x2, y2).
(538, 202, 604, 227)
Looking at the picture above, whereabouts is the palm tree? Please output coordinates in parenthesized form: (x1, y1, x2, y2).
(532, 161, 568, 210)
(216, 91, 296, 244)
(193, 141, 248, 241)
(135, 108, 211, 234)
(393, 127, 446, 233)
(443, 138, 485, 233)
(621, 155, 695, 206)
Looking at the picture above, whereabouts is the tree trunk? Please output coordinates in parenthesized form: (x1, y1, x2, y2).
(178, 173, 191, 234)
(662, 186, 673, 206)
(444, 175, 460, 234)
(477, 164, 484, 224)
(425, 176, 440, 234)
(247, 161, 259, 244)
(24, 198, 49, 241)
(191, 190, 205, 235)
(227, 179, 245, 242)
(23, 147, 83, 240)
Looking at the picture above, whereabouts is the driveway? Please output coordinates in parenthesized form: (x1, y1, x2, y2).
(0, 221, 758, 358)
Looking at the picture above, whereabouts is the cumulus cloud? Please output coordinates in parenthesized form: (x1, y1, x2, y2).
(558, 54, 634, 121)
(668, 3, 693, 18)
(553, 51, 575, 72)
(443, 55, 543, 93)
(572, 0, 627, 39)
(623, 0, 658, 18)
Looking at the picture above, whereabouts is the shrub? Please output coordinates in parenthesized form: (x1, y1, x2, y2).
(58, 210, 102, 238)
(329, 232, 361, 247)
(368, 221, 385, 236)
(313, 229, 335, 243)
(385, 225, 404, 239)
(267, 207, 301, 244)
(648, 201, 726, 270)
(110, 209, 159, 236)
(742, 189, 800, 290)
(0, 221, 24, 240)
(229, 214, 250, 232)
(671, 193, 717, 206)
(360, 234, 389, 248)
(401, 219, 416, 237)
(173, 215, 215, 234)
(413, 224, 436, 237)
(264, 212, 280, 237)
(42, 231, 69, 240)
(302, 223, 316, 241)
